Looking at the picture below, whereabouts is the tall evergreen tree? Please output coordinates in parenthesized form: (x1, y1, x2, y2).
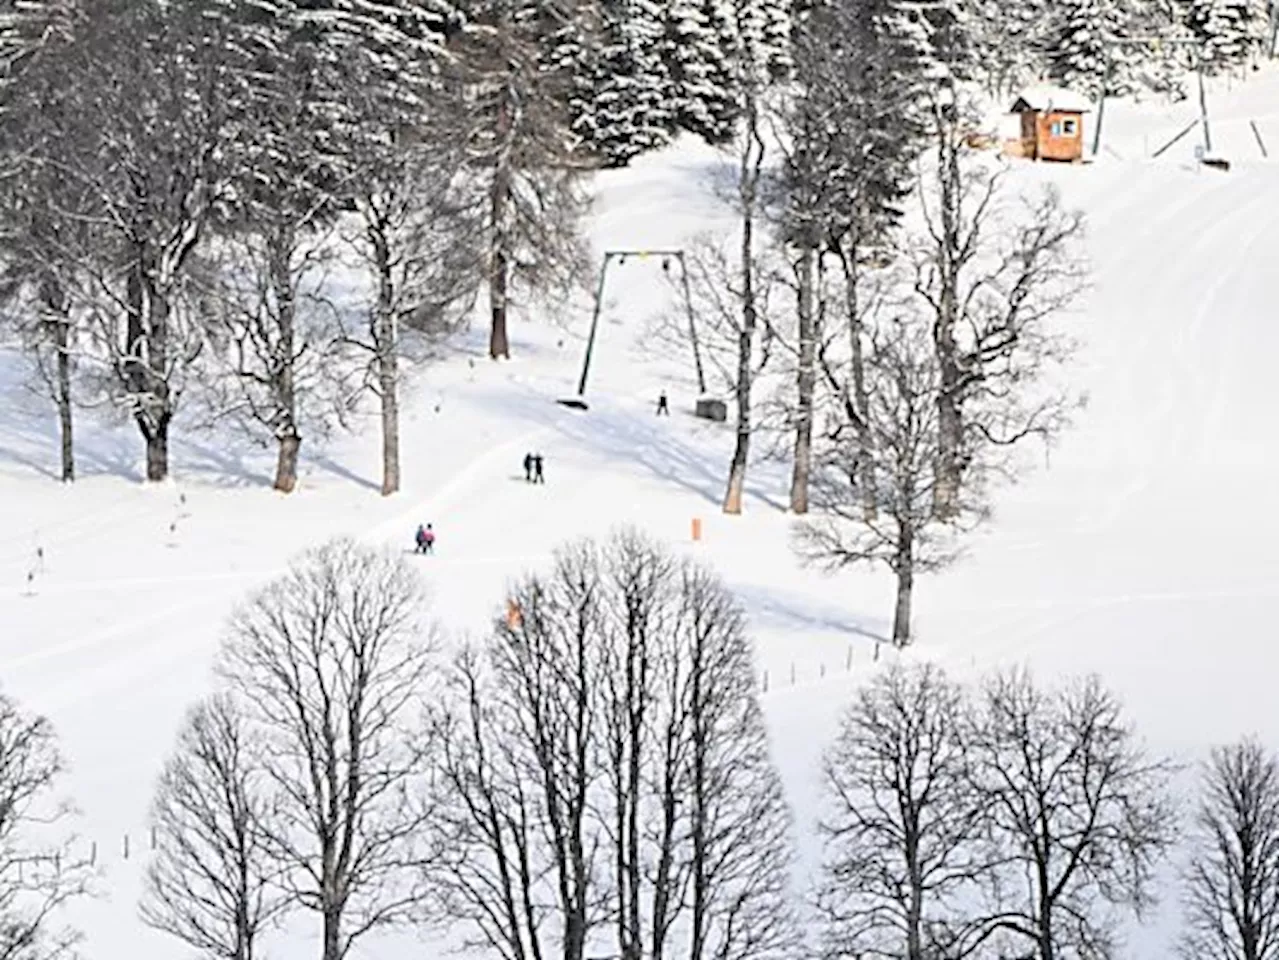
(659, 0, 740, 143)
(1186, 0, 1275, 69)
(789, 0, 932, 247)
(570, 0, 672, 166)
(1045, 0, 1131, 95)
(655, 0, 791, 147)
(448, 0, 595, 360)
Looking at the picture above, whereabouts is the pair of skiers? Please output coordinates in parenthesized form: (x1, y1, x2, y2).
(522, 452, 546, 484)
(414, 523, 435, 554)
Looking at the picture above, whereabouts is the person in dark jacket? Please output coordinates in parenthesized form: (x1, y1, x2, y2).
(523, 452, 534, 482)
(532, 453, 545, 484)
(656, 391, 670, 416)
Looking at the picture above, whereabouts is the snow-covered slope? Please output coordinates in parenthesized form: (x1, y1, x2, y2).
(0, 66, 1276, 960)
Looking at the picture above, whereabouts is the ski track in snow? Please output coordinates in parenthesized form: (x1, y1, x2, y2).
(1, 420, 561, 709)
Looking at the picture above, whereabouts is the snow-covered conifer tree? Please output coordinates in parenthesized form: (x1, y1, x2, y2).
(658, 0, 740, 143)
(655, 0, 790, 147)
(1186, 0, 1276, 70)
(447, 0, 595, 360)
(1046, 0, 1127, 95)
(570, 0, 672, 165)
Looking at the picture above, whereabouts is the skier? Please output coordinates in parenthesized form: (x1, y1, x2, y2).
(523, 452, 534, 482)
(656, 391, 670, 416)
(415, 523, 436, 554)
(532, 453, 545, 484)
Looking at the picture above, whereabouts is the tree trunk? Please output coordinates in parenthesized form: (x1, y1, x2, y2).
(145, 419, 170, 483)
(624, 642, 644, 960)
(323, 906, 341, 960)
(723, 389, 750, 514)
(378, 341, 400, 497)
(689, 638, 709, 960)
(933, 109, 963, 517)
(56, 328, 74, 482)
(905, 830, 923, 960)
(275, 434, 301, 493)
(125, 249, 147, 398)
(125, 251, 171, 482)
(41, 278, 75, 483)
(144, 276, 171, 483)
(650, 685, 681, 960)
(269, 228, 301, 494)
(1037, 912, 1054, 960)
(372, 231, 400, 496)
(838, 239, 876, 520)
(789, 244, 817, 514)
(723, 92, 765, 516)
(891, 523, 914, 646)
(234, 876, 251, 960)
(489, 97, 512, 361)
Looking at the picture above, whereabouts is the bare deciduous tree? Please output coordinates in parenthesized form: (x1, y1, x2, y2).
(58, 0, 235, 481)
(216, 537, 439, 960)
(0, 691, 93, 960)
(916, 95, 1087, 516)
(723, 83, 772, 515)
(199, 27, 355, 495)
(141, 693, 285, 960)
(816, 662, 988, 960)
(673, 558, 797, 960)
(796, 314, 986, 645)
(967, 669, 1177, 960)
(1178, 736, 1279, 960)
(672, 231, 780, 512)
(202, 220, 348, 494)
(340, 79, 482, 496)
(0, 1, 97, 483)
(431, 537, 607, 960)
(430, 528, 797, 960)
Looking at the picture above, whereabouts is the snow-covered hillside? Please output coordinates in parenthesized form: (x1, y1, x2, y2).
(0, 66, 1276, 960)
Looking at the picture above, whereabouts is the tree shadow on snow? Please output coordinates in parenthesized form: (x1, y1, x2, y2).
(732, 581, 890, 646)
(0, 412, 146, 483)
(175, 438, 275, 489)
(307, 453, 380, 493)
(550, 402, 788, 512)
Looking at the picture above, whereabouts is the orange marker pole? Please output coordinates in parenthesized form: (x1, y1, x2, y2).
(691, 517, 702, 542)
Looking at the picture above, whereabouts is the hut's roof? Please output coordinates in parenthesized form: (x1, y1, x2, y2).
(1010, 85, 1093, 114)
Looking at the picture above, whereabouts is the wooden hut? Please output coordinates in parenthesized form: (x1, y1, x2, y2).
(1005, 86, 1092, 162)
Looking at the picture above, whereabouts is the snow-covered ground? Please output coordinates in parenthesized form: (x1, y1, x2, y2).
(0, 65, 1276, 959)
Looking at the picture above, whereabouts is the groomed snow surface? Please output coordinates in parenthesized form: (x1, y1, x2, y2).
(1, 67, 1277, 959)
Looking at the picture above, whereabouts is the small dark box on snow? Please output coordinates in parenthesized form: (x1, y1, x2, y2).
(695, 398, 727, 422)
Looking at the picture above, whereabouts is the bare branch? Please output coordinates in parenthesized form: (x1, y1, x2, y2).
(216, 538, 442, 960)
